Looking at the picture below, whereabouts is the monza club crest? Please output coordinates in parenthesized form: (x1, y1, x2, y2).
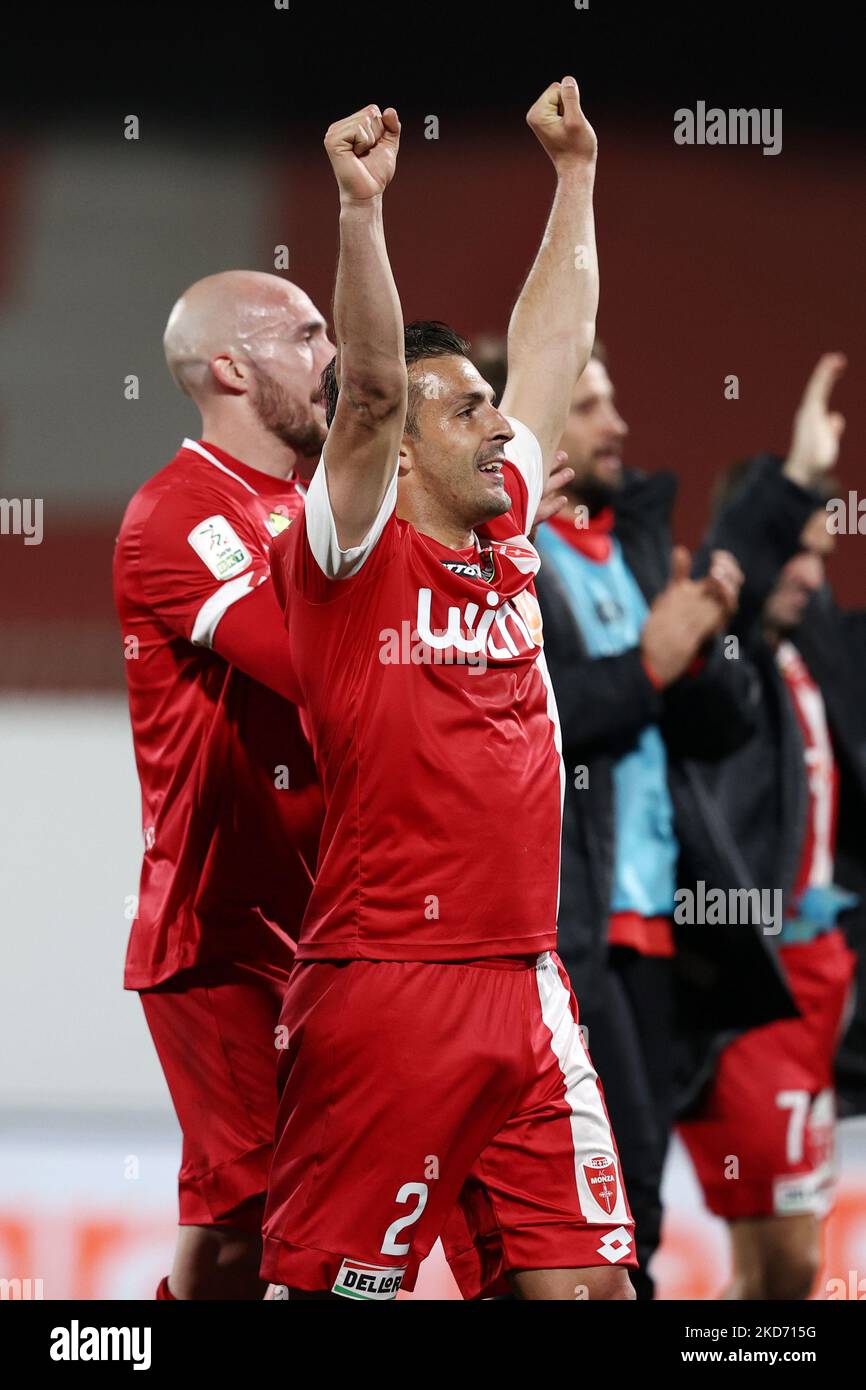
(583, 1155, 618, 1215)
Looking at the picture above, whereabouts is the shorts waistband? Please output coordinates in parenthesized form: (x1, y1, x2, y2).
(302, 954, 546, 972)
(442, 954, 542, 971)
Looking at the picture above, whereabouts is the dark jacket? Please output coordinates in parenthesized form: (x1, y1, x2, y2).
(535, 468, 797, 1115)
(694, 455, 866, 1117)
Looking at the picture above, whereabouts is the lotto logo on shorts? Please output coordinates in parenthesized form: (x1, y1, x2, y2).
(583, 1155, 618, 1215)
(331, 1260, 407, 1300)
(597, 1227, 633, 1264)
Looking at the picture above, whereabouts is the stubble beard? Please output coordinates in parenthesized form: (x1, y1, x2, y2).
(252, 366, 327, 455)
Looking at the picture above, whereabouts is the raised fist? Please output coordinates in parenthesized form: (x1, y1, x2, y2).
(324, 104, 401, 203)
(526, 76, 597, 170)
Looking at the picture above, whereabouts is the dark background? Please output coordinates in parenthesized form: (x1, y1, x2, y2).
(4, 6, 862, 136)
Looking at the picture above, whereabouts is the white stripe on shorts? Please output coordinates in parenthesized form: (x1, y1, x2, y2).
(535, 952, 631, 1226)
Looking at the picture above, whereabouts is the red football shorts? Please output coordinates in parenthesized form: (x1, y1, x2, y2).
(679, 928, 856, 1220)
(261, 951, 636, 1298)
(140, 961, 290, 1231)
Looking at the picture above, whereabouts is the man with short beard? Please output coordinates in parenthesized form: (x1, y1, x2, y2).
(113, 271, 333, 1299)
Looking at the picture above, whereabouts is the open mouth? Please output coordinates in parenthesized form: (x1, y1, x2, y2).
(478, 457, 505, 479)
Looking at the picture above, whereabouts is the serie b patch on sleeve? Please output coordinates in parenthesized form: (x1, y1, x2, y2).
(187, 515, 253, 581)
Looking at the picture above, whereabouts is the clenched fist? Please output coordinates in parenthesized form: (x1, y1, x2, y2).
(526, 76, 597, 170)
(324, 103, 401, 204)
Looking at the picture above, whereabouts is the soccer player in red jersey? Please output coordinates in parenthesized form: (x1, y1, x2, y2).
(262, 82, 640, 1301)
(113, 271, 333, 1298)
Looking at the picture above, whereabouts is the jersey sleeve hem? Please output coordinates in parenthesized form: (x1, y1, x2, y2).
(504, 416, 544, 532)
(190, 571, 265, 648)
(305, 450, 399, 580)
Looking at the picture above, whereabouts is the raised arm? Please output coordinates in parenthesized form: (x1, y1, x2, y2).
(500, 76, 598, 475)
(322, 103, 408, 548)
(696, 354, 846, 636)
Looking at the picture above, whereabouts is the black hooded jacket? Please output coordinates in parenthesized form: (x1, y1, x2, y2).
(535, 467, 797, 1115)
(693, 456, 866, 1117)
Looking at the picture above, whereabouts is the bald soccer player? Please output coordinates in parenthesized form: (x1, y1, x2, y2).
(113, 272, 333, 1299)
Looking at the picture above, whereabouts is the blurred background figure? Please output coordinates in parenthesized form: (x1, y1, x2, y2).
(678, 356, 866, 1298)
(524, 343, 792, 1298)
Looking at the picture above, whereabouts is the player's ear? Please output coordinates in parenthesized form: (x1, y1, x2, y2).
(210, 353, 250, 394)
(397, 437, 414, 477)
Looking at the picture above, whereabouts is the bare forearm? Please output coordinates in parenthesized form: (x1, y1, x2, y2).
(500, 77, 598, 470)
(507, 164, 598, 373)
(335, 198, 405, 397)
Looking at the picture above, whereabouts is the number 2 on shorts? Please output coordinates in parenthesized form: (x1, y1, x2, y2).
(380, 1182, 429, 1256)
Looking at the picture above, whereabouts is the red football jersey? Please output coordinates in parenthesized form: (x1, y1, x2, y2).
(271, 418, 564, 961)
(776, 640, 839, 898)
(114, 438, 323, 989)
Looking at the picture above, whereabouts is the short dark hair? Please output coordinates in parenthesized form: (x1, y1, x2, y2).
(470, 334, 607, 407)
(470, 334, 509, 405)
(319, 320, 471, 436)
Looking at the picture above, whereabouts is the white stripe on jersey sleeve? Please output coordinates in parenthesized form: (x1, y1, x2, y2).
(191, 571, 261, 648)
(504, 416, 544, 532)
(305, 450, 399, 580)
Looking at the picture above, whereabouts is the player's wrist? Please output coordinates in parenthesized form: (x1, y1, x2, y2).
(339, 191, 385, 213)
(640, 652, 668, 691)
(552, 151, 597, 179)
(782, 455, 818, 490)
